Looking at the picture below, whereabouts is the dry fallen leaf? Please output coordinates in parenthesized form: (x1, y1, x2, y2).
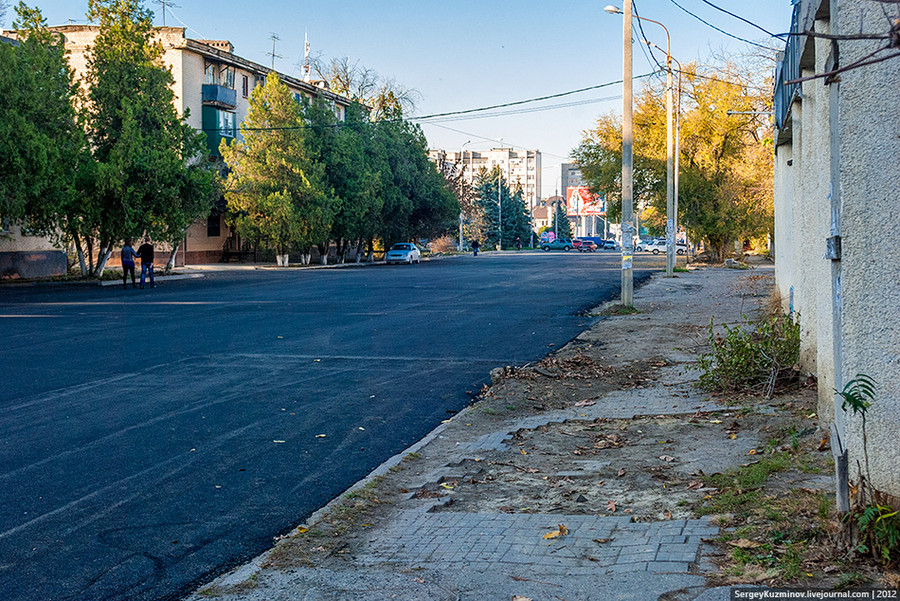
(593, 538, 612, 544)
(542, 523, 568, 539)
(617, 468, 626, 477)
(728, 539, 764, 549)
(728, 433, 738, 439)
(658, 455, 676, 462)
(574, 399, 596, 407)
(315, 434, 326, 438)
(687, 480, 703, 490)
(748, 449, 758, 455)
(663, 510, 672, 519)
(607, 500, 617, 512)
(440, 482, 455, 490)
(296, 526, 308, 533)
(520, 448, 528, 455)
(709, 419, 723, 424)
(512, 596, 533, 601)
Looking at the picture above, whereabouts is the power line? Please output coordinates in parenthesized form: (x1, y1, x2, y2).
(421, 95, 623, 123)
(420, 122, 572, 161)
(697, 0, 785, 39)
(668, 0, 776, 50)
(632, 0, 667, 74)
(413, 72, 658, 121)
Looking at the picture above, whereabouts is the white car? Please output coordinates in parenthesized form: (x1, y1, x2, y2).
(385, 243, 421, 264)
(645, 239, 688, 255)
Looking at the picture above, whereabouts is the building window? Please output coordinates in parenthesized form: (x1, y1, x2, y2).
(219, 65, 234, 89)
(207, 214, 221, 237)
(205, 64, 216, 85)
(255, 74, 265, 88)
(218, 110, 235, 138)
(242, 75, 249, 97)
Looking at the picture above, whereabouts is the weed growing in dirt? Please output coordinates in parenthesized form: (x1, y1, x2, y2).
(695, 313, 800, 398)
(600, 304, 639, 316)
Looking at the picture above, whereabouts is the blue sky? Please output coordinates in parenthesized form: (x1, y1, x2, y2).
(4, 0, 794, 196)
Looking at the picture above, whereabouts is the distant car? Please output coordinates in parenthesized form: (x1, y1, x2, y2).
(385, 242, 421, 264)
(601, 239, 617, 250)
(541, 238, 575, 252)
(645, 239, 688, 255)
(573, 239, 597, 252)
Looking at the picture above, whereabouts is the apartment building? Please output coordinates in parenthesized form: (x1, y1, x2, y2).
(2, 25, 352, 266)
(429, 148, 542, 210)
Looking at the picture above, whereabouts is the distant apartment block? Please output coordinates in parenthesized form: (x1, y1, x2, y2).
(1, 25, 352, 266)
(560, 162, 585, 196)
(429, 148, 542, 210)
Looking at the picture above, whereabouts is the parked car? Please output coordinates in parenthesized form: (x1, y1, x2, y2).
(601, 239, 617, 250)
(385, 242, 421, 264)
(540, 238, 575, 252)
(573, 239, 597, 252)
(644, 239, 688, 255)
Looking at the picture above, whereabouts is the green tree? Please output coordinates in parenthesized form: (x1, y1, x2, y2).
(573, 58, 773, 261)
(221, 73, 334, 265)
(0, 3, 87, 258)
(79, 0, 215, 275)
(552, 202, 574, 239)
(474, 167, 531, 249)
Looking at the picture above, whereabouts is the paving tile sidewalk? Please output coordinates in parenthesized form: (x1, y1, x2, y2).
(189, 265, 773, 601)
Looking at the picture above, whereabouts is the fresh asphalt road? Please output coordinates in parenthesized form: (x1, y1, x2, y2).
(0, 251, 660, 601)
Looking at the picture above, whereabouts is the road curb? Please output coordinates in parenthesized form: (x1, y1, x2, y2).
(98, 273, 206, 286)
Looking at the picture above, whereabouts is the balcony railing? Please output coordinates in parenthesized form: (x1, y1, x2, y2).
(202, 84, 237, 109)
(774, 2, 803, 130)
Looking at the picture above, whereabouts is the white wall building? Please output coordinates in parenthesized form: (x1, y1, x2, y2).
(429, 148, 541, 211)
(772, 0, 900, 503)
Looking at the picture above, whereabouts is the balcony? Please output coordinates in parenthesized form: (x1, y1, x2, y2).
(202, 84, 237, 109)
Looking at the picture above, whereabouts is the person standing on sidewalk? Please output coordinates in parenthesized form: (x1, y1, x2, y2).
(137, 237, 155, 289)
(471, 239, 480, 256)
(121, 239, 139, 289)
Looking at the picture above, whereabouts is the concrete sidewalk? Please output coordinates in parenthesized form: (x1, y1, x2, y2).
(189, 265, 780, 601)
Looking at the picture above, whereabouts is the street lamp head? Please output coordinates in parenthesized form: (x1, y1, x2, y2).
(604, 5, 622, 14)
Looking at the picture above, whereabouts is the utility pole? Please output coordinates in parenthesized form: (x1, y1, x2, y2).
(620, 1, 634, 306)
(497, 170, 502, 251)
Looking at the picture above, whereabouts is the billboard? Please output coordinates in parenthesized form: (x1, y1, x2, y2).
(566, 187, 606, 217)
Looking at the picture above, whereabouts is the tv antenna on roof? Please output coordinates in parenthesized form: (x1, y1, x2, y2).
(266, 33, 283, 70)
(153, 0, 180, 27)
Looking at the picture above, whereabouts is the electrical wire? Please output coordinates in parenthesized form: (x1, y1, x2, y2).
(668, 0, 776, 50)
(412, 72, 657, 121)
(419, 122, 572, 161)
(697, 0, 785, 39)
(419, 95, 623, 123)
(632, 0, 668, 74)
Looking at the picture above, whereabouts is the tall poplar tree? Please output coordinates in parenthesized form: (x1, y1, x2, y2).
(81, 0, 215, 275)
(0, 3, 86, 246)
(221, 73, 334, 265)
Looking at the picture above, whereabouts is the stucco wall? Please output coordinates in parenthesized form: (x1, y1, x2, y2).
(773, 139, 794, 304)
(835, 2, 900, 498)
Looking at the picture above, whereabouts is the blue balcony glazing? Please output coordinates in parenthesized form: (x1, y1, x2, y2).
(202, 84, 237, 109)
(774, 2, 802, 130)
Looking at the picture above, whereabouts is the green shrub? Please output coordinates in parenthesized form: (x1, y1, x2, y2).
(696, 313, 800, 397)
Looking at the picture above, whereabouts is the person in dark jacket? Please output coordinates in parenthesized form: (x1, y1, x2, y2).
(471, 239, 480, 256)
(137, 237, 155, 289)
(121, 239, 139, 289)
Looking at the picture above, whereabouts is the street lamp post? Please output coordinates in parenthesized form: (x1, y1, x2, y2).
(606, 4, 675, 279)
(647, 44, 684, 264)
